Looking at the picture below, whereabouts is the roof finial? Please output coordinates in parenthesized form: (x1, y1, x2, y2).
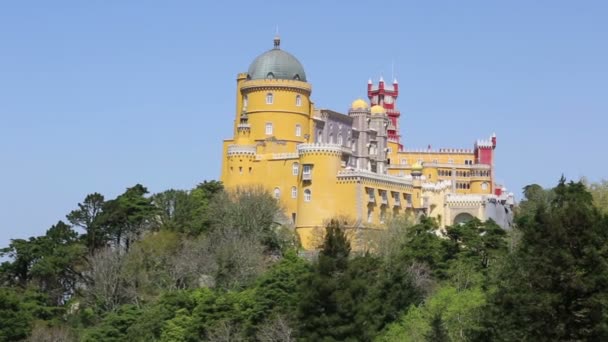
(273, 25, 280, 49)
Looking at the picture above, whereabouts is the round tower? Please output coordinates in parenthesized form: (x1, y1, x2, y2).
(236, 36, 312, 154)
(295, 144, 344, 249)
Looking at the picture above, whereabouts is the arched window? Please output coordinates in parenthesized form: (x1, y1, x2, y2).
(291, 186, 297, 199)
(294, 74, 300, 80)
(296, 95, 302, 107)
(266, 93, 273, 104)
(337, 134, 343, 145)
(295, 124, 302, 137)
(317, 130, 322, 143)
(329, 133, 334, 144)
(292, 162, 299, 176)
(273, 187, 280, 199)
(267, 72, 274, 79)
(304, 189, 311, 202)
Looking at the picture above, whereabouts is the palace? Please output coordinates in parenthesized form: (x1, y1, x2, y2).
(220, 36, 514, 249)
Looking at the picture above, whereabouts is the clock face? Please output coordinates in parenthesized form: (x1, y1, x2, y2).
(385, 96, 393, 104)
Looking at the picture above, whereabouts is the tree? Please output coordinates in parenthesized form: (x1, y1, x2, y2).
(82, 247, 135, 312)
(0, 221, 85, 306)
(0, 287, 33, 342)
(67, 193, 106, 253)
(487, 178, 608, 340)
(96, 184, 157, 251)
(208, 186, 283, 252)
(585, 178, 608, 214)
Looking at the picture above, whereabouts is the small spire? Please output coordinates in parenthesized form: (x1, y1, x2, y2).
(273, 25, 280, 49)
(368, 78, 372, 84)
(379, 75, 384, 83)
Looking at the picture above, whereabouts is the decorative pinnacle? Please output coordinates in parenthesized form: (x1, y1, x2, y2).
(273, 25, 280, 49)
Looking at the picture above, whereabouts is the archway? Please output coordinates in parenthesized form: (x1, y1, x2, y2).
(454, 212, 475, 225)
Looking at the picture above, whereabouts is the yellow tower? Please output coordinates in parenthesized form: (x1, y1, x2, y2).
(221, 36, 314, 221)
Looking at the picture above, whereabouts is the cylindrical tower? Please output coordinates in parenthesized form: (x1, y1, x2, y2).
(295, 144, 344, 249)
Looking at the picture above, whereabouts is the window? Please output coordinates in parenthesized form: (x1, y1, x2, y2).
(291, 186, 297, 198)
(304, 189, 311, 202)
(243, 95, 248, 109)
(303, 164, 312, 175)
(337, 134, 343, 145)
(239, 167, 242, 174)
(266, 93, 273, 104)
(401, 159, 407, 165)
(367, 207, 373, 223)
(292, 162, 299, 176)
(481, 182, 488, 190)
(265, 122, 273, 135)
(296, 95, 302, 106)
(295, 124, 302, 137)
(448, 158, 454, 164)
(380, 208, 386, 223)
(318, 130, 322, 143)
(273, 187, 280, 199)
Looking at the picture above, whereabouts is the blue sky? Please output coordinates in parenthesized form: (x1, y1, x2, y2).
(1, 1, 607, 246)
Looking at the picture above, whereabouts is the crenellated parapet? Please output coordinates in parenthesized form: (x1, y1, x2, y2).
(297, 143, 352, 156)
(403, 148, 475, 154)
(422, 180, 452, 192)
(337, 169, 413, 189)
(445, 194, 485, 206)
(240, 78, 312, 95)
(226, 145, 257, 156)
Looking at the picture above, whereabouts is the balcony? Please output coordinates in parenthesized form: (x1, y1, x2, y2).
(302, 172, 312, 181)
(393, 200, 401, 208)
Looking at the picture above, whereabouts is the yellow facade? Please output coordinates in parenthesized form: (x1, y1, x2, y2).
(220, 37, 511, 249)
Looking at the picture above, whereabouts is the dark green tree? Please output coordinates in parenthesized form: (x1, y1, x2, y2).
(67, 193, 106, 253)
(0, 288, 33, 342)
(487, 178, 608, 341)
(97, 184, 157, 251)
(0, 221, 85, 305)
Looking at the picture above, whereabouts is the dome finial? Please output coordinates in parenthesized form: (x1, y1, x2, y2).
(274, 25, 280, 49)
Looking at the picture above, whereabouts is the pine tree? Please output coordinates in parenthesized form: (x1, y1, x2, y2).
(487, 178, 608, 340)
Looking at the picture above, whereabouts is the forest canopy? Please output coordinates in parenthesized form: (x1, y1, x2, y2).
(1, 177, 608, 341)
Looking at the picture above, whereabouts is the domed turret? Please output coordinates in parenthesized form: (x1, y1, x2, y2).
(370, 105, 386, 115)
(412, 161, 423, 171)
(247, 36, 307, 81)
(351, 98, 368, 110)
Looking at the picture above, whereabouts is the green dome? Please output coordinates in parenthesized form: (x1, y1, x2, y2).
(247, 37, 307, 82)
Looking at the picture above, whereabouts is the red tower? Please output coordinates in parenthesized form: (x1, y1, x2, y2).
(368, 77, 402, 149)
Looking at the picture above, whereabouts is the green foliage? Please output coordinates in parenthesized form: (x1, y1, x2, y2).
(586, 178, 608, 214)
(152, 180, 223, 236)
(8, 177, 608, 342)
(378, 286, 486, 342)
(487, 178, 608, 341)
(0, 221, 85, 306)
(96, 184, 158, 250)
(67, 192, 106, 253)
(0, 287, 33, 342)
(209, 186, 283, 251)
(81, 305, 142, 342)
